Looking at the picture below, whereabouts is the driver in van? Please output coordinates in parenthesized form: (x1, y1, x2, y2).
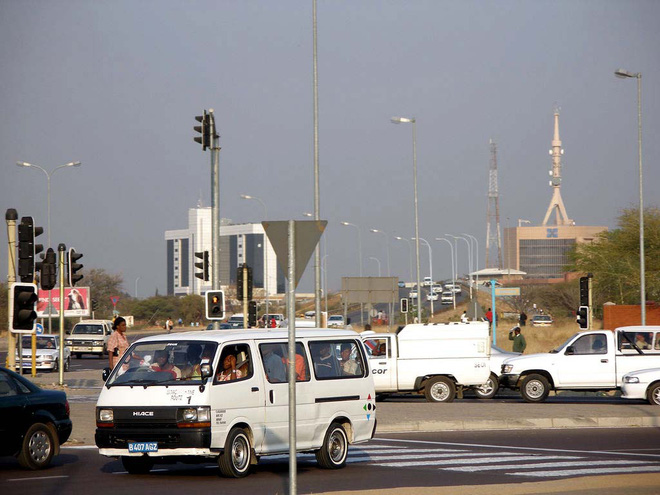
(151, 350, 182, 378)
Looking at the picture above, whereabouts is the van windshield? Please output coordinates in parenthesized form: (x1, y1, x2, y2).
(106, 341, 218, 387)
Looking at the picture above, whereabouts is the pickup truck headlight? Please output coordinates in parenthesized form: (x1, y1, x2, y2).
(623, 376, 640, 384)
(502, 364, 514, 374)
(65, 339, 73, 345)
(93, 340, 104, 346)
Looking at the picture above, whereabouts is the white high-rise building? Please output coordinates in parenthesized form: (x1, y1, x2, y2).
(165, 207, 282, 296)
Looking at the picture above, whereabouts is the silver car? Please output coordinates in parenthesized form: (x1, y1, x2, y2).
(16, 335, 71, 372)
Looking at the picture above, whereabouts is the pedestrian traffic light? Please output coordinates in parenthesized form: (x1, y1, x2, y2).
(40, 248, 57, 291)
(10, 282, 38, 333)
(576, 306, 589, 329)
(400, 298, 408, 314)
(579, 276, 590, 307)
(205, 290, 225, 320)
(68, 248, 84, 286)
(194, 111, 210, 151)
(248, 300, 257, 328)
(18, 216, 43, 283)
(195, 251, 209, 281)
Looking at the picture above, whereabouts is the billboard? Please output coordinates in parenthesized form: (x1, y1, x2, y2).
(36, 287, 91, 318)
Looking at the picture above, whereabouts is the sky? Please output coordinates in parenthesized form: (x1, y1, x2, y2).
(1, 0, 659, 297)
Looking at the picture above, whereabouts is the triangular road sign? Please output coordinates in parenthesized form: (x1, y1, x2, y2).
(263, 220, 327, 288)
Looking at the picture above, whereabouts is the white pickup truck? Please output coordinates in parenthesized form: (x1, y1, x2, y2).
(500, 326, 660, 402)
(361, 322, 490, 402)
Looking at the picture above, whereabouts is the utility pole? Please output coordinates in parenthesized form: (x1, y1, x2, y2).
(58, 243, 65, 386)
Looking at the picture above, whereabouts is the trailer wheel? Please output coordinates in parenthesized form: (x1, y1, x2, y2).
(474, 373, 499, 400)
(424, 376, 456, 403)
(520, 374, 550, 403)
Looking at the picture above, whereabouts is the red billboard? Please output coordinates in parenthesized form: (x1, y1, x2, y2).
(37, 287, 91, 318)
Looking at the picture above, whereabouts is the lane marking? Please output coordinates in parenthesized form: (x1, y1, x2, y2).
(8, 475, 69, 482)
(349, 451, 538, 463)
(372, 454, 577, 469)
(516, 465, 660, 477)
(445, 459, 653, 472)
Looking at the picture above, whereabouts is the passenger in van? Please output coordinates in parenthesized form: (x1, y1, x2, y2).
(262, 345, 286, 383)
(314, 343, 336, 378)
(282, 350, 307, 381)
(217, 354, 243, 382)
(151, 350, 182, 379)
(339, 343, 359, 376)
(181, 344, 203, 379)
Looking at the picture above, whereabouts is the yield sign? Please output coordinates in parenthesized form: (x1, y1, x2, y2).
(262, 220, 327, 288)
(110, 296, 120, 306)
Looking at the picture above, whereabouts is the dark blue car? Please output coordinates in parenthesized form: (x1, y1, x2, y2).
(0, 366, 72, 469)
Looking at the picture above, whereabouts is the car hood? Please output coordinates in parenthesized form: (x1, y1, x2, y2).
(624, 367, 660, 379)
(19, 349, 59, 357)
(502, 352, 554, 368)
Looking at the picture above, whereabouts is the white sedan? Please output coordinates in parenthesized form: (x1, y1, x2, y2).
(621, 368, 660, 405)
(426, 292, 438, 301)
(16, 335, 71, 372)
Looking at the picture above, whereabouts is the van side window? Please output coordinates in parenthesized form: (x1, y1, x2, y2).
(215, 343, 252, 384)
(259, 343, 287, 383)
(310, 340, 365, 379)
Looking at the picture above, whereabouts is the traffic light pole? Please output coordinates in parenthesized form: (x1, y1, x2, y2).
(6, 209, 18, 369)
(242, 264, 248, 329)
(58, 243, 65, 386)
(210, 110, 221, 331)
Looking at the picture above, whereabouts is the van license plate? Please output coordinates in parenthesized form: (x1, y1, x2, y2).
(128, 442, 158, 453)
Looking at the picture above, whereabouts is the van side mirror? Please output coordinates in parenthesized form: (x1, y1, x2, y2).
(200, 364, 213, 380)
(102, 367, 111, 382)
(565, 346, 575, 355)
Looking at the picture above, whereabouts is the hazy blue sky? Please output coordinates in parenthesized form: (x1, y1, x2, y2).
(1, 0, 658, 297)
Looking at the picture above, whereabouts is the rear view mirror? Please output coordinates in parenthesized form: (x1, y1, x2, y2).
(200, 364, 213, 380)
(102, 367, 111, 382)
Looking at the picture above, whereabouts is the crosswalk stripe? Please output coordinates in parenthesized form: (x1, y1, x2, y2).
(350, 451, 535, 464)
(444, 459, 651, 472)
(372, 454, 577, 468)
(515, 465, 660, 478)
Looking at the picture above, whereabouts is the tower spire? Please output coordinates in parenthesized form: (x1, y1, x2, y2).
(542, 107, 573, 226)
(486, 139, 503, 269)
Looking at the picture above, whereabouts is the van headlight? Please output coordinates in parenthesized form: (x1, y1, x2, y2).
(97, 408, 114, 427)
(177, 406, 211, 427)
(502, 364, 514, 374)
(623, 376, 640, 384)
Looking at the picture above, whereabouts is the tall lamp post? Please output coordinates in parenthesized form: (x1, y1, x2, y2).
(368, 256, 382, 277)
(615, 68, 645, 325)
(17, 160, 81, 333)
(436, 237, 456, 309)
(445, 234, 460, 282)
(341, 221, 364, 325)
(391, 116, 421, 324)
(413, 237, 433, 319)
(462, 233, 480, 288)
(305, 212, 328, 319)
(370, 229, 391, 277)
(240, 194, 270, 320)
(395, 236, 413, 284)
(453, 235, 473, 297)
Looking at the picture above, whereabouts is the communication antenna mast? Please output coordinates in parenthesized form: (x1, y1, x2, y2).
(486, 139, 503, 269)
(542, 106, 573, 226)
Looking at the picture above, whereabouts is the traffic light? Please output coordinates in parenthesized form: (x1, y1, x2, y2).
(195, 251, 209, 281)
(576, 306, 589, 329)
(194, 111, 210, 151)
(400, 298, 408, 314)
(236, 263, 252, 301)
(246, 264, 253, 301)
(579, 276, 590, 307)
(248, 301, 257, 328)
(205, 290, 225, 320)
(40, 248, 57, 291)
(68, 248, 84, 286)
(92, 299, 99, 311)
(236, 264, 244, 301)
(18, 216, 43, 282)
(10, 282, 38, 333)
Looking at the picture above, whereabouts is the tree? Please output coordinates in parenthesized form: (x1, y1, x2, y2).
(569, 207, 660, 310)
(86, 269, 127, 319)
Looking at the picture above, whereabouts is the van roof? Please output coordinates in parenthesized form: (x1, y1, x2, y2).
(133, 328, 360, 344)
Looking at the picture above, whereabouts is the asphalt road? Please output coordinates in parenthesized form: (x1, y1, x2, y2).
(2, 429, 660, 495)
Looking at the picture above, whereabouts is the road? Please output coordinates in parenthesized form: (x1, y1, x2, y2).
(2, 429, 659, 494)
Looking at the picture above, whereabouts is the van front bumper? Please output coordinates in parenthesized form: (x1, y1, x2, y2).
(95, 427, 211, 454)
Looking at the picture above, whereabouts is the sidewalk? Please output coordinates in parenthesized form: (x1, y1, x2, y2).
(24, 368, 660, 446)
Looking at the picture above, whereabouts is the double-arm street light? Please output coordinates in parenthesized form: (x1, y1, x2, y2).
(341, 221, 364, 325)
(435, 237, 456, 309)
(370, 229, 391, 277)
(391, 116, 421, 324)
(240, 194, 270, 319)
(395, 236, 413, 284)
(615, 68, 645, 325)
(16, 161, 82, 249)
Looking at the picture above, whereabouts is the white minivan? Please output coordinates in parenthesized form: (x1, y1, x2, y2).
(95, 328, 376, 477)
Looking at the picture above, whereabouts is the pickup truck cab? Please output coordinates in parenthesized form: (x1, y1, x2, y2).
(501, 326, 660, 402)
(361, 322, 490, 402)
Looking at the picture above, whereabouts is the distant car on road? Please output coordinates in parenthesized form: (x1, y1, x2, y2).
(441, 291, 454, 305)
(397, 281, 405, 288)
(423, 277, 433, 287)
(426, 292, 439, 302)
(206, 323, 232, 330)
(65, 319, 113, 358)
(17, 335, 71, 372)
(531, 314, 553, 327)
(0, 366, 72, 469)
(227, 314, 245, 328)
(327, 315, 345, 328)
(409, 289, 418, 299)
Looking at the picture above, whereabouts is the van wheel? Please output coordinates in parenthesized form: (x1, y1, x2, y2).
(424, 376, 456, 403)
(121, 455, 154, 474)
(647, 383, 660, 405)
(315, 422, 348, 469)
(219, 428, 252, 478)
(521, 374, 550, 402)
(17, 423, 56, 470)
(474, 373, 499, 400)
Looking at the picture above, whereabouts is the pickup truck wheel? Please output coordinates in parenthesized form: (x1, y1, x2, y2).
(647, 383, 660, 405)
(315, 422, 348, 469)
(474, 373, 499, 400)
(521, 374, 550, 403)
(218, 427, 252, 478)
(424, 376, 456, 403)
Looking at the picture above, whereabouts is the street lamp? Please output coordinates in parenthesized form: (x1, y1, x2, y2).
(395, 236, 413, 284)
(368, 256, 382, 277)
(391, 116, 421, 324)
(436, 238, 456, 309)
(16, 161, 82, 249)
(453, 235, 473, 297)
(445, 234, 459, 282)
(615, 68, 645, 325)
(370, 229, 391, 277)
(341, 221, 363, 325)
(461, 233, 480, 288)
(518, 219, 531, 227)
(413, 237, 433, 319)
(305, 212, 329, 317)
(240, 194, 270, 319)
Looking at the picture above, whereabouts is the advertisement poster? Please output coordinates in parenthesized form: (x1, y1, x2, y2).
(37, 287, 91, 318)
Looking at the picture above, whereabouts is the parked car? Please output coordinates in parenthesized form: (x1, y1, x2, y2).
(327, 315, 345, 328)
(16, 335, 71, 372)
(65, 319, 113, 358)
(0, 366, 72, 469)
(531, 314, 553, 327)
(622, 368, 660, 405)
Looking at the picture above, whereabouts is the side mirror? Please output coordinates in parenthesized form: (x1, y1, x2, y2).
(66, 330, 71, 335)
(565, 346, 575, 355)
(102, 367, 111, 382)
(200, 363, 213, 380)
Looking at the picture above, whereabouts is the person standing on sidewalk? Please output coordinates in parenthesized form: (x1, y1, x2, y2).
(108, 317, 130, 370)
(519, 311, 528, 327)
(508, 326, 527, 353)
